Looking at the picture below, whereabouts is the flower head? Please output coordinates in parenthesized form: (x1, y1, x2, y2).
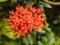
(8, 5, 45, 37)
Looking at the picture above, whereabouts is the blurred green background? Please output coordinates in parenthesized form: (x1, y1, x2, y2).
(0, 0, 60, 45)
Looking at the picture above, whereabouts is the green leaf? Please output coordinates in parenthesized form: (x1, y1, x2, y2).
(39, 1, 52, 8)
(54, 39, 60, 45)
(23, 36, 29, 45)
(0, 20, 5, 27)
(40, 29, 46, 34)
(49, 38, 55, 45)
(45, 28, 51, 32)
(17, 37, 23, 45)
(46, 32, 55, 45)
(11, 0, 17, 3)
(2, 40, 17, 45)
(38, 4, 44, 12)
(1, 26, 14, 39)
(44, 21, 49, 27)
(23, 34, 33, 45)
(28, 34, 33, 45)
(41, 37, 49, 45)
(38, 41, 44, 45)
(0, 20, 15, 39)
(24, 0, 34, 6)
(0, 0, 7, 2)
(44, 3, 52, 8)
(30, 31, 37, 44)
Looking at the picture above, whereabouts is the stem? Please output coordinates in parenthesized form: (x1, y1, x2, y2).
(44, 0, 60, 5)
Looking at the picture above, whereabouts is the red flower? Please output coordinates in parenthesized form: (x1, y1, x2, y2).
(8, 5, 45, 37)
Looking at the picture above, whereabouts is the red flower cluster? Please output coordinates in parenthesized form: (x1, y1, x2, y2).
(9, 5, 45, 37)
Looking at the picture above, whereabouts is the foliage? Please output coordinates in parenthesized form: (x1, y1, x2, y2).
(0, 0, 60, 45)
